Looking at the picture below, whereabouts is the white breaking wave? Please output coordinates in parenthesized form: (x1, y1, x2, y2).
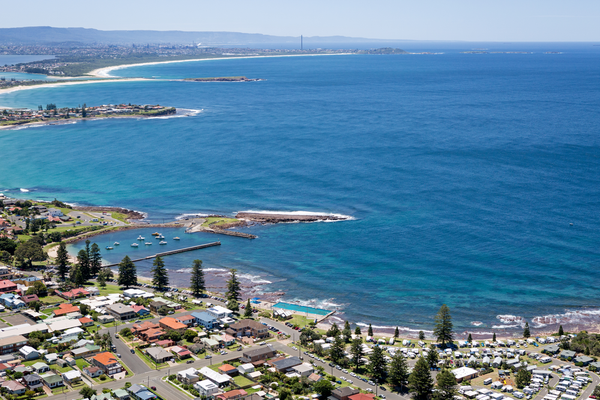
(237, 273, 272, 285)
(531, 308, 600, 328)
(285, 297, 343, 310)
(492, 324, 521, 329)
(496, 315, 526, 327)
(471, 321, 484, 326)
(175, 213, 209, 220)
(356, 322, 433, 334)
(20, 188, 29, 192)
(239, 210, 355, 220)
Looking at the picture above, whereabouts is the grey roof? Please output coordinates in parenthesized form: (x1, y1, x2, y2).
(24, 374, 42, 383)
(560, 350, 576, 358)
(243, 346, 275, 358)
(129, 384, 145, 394)
(544, 344, 560, 353)
(106, 303, 135, 315)
(146, 347, 172, 360)
(333, 387, 359, 397)
(574, 355, 593, 363)
(273, 356, 302, 371)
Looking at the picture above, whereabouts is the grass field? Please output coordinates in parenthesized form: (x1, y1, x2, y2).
(233, 375, 254, 387)
(201, 217, 239, 227)
(75, 359, 90, 370)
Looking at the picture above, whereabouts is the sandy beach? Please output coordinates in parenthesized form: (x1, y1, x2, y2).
(88, 53, 352, 78)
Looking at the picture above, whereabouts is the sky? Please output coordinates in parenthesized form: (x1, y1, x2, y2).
(6, 0, 600, 42)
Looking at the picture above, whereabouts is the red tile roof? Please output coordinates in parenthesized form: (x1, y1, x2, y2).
(219, 364, 236, 372)
(159, 317, 187, 331)
(349, 394, 376, 400)
(92, 352, 118, 366)
(0, 280, 16, 290)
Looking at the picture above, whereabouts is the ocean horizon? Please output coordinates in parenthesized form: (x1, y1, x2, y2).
(1, 42, 600, 336)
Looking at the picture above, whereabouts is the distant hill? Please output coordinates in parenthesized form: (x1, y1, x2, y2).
(0, 27, 394, 46)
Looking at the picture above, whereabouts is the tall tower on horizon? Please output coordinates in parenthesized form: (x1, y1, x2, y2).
(301, 35, 303, 50)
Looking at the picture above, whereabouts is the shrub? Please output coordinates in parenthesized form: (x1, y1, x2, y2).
(100, 374, 107, 381)
(169, 374, 177, 381)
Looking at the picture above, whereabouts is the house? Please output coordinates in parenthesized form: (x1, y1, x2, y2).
(0, 335, 27, 355)
(12, 276, 41, 287)
(41, 373, 64, 388)
(79, 317, 94, 327)
(292, 363, 314, 377)
(24, 373, 43, 389)
(332, 387, 360, 400)
(272, 356, 302, 372)
(175, 315, 195, 326)
(451, 366, 479, 382)
(216, 389, 247, 400)
(71, 343, 101, 359)
(146, 347, 173, 363)
(128, 384, 157, 400)
(237, 363, 255, 374)
(201, 338, 220, 351)
(155, 339, 175, 347)
(206, 306, 233, 319)
(132, 321, 160, 337)
(92, 394, 116, 400)
(149, 301, 168, 313)
(218, 364, 238, 376)
(170, 346, 192, 360)
(52, 303, 80, 317)
(62, 370, 82, 384)
(227, 319, 269, 339)
(560, 350, 576, 360)
(19, 345, 40, 360)
(141, 328, 165, 343)
(544, 344, 560, 355)
(21, 294, 39, 304)
(241, 347, 277, 363)
(573, 356, 594, 366)
(98, 315, 115, 323)
(113, 389, 130, 400)
(191, 311, 218, 329)
(198, 366, 233, 387)
(194, 380, 219, 397)
(177, 367, 200, 384)
(84, 366, 104, 378)
(44, 353, 59, 364)
(159, 317, 187, 333)
(348, 394, 376, 400)
(123, 289, 154, 299)
(61, 327, 85, 340)
(0, 293, 25, 309)
(31, 362, 50, 373)
(0, 280, 17, 293)
(308, 373, 323, 383)
(56, 288, 90, 300)
(91, 352, 124, 375)
(106, 303, 137, 321)
(2, 380, 26, 394)
(131, 305, 150, 316)
(189, 343, 205, 354)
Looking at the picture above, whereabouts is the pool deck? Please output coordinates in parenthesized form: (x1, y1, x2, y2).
(268, 302, 335, 323)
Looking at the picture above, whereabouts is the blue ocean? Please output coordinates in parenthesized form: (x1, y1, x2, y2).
(1, 43, 599, 335)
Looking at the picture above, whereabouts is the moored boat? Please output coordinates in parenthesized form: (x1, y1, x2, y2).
(159, 241, 167, 245)
(131, 243, 139, 247)
(105, 246, 114, 250)
(137, 235, 145, 241)
(145, 242, 152, 245)
(114, 242, 120, 246)
(173, 237, 180, 240)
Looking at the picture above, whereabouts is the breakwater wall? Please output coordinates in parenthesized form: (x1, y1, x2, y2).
(103, 241, 221, 267)
(204, 228, 257, 239)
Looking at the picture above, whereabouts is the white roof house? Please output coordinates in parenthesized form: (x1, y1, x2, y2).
(0, 323, 49, 339)
(20, 346, 39, 357)
(198, 367, 232, 385)
(62, 370, 82, 381)
(452, 366, 479, 382)
(238, 363, 255, 374)
(62, 327, 85, 337)
(206, 306, 233, 319)
(49, 319, 82, 332)
(123, 289, 154, 298)
(194, 380, 218, 397)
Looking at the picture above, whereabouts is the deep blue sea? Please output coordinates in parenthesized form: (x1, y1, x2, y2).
(1, 43, 599, 336)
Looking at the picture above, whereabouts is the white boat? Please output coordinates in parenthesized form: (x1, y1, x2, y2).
(105, 246, 113, 250)
(159, 241, 167, 245)
(114, 242, 120, 246)
(173, 237, 180, 240)
(131, 243, 139, 247)
(156, 234, 165, 239)
(137, 235, 145, 241)
(145, 242, 152, 246)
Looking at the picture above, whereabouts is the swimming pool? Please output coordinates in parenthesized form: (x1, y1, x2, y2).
(272, 302, 331, 316)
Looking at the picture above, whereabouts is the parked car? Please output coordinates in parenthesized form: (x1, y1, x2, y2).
(187, 360, 194, 364)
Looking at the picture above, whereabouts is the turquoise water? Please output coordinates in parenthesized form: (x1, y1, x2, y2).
(273, 302, 331, 316)
(1, 44, 600, 334)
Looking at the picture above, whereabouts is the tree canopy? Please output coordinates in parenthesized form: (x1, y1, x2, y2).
(118, 255, 137, 288)
(190, 259, 205, 296)
(434, 304, 454, 347)
(151, 256, 169, 290)
(408, 357, 434, 400)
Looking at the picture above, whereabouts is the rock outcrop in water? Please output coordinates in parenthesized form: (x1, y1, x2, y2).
(236, 212, 349, 223)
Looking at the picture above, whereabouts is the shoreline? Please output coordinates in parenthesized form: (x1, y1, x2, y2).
(88, 53, 353, 78)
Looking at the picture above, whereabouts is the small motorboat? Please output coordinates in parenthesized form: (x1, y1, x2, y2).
(173, 237, 181, 240)
(114, 242, 120, 246)
(105, 246, 114, 250)
(137, 235, 145, 241)
(156, 234, 165, 240)
(145, 242, 152, 246)
(159, 241, 167, 245)
(151, 232, 160, 236)
(131, 243, 139, 247)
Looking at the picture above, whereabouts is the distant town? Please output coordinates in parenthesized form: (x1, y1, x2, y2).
(0, 104, 176, 128)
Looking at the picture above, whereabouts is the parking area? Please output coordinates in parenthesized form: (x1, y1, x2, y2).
(2, 313, 36, 326)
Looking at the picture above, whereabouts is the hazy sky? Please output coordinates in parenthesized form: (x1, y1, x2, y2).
(7, 0, 600, 42)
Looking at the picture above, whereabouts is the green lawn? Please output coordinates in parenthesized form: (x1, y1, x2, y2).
(41, 295, 64, 305)
(51, 386, 68, 394)
(51, 364, 74, 373)
(201, 217, 239, 227)
(233, 375, 254, 387)
(75, 359, 90, 370)
(18, 234, 32, 241)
